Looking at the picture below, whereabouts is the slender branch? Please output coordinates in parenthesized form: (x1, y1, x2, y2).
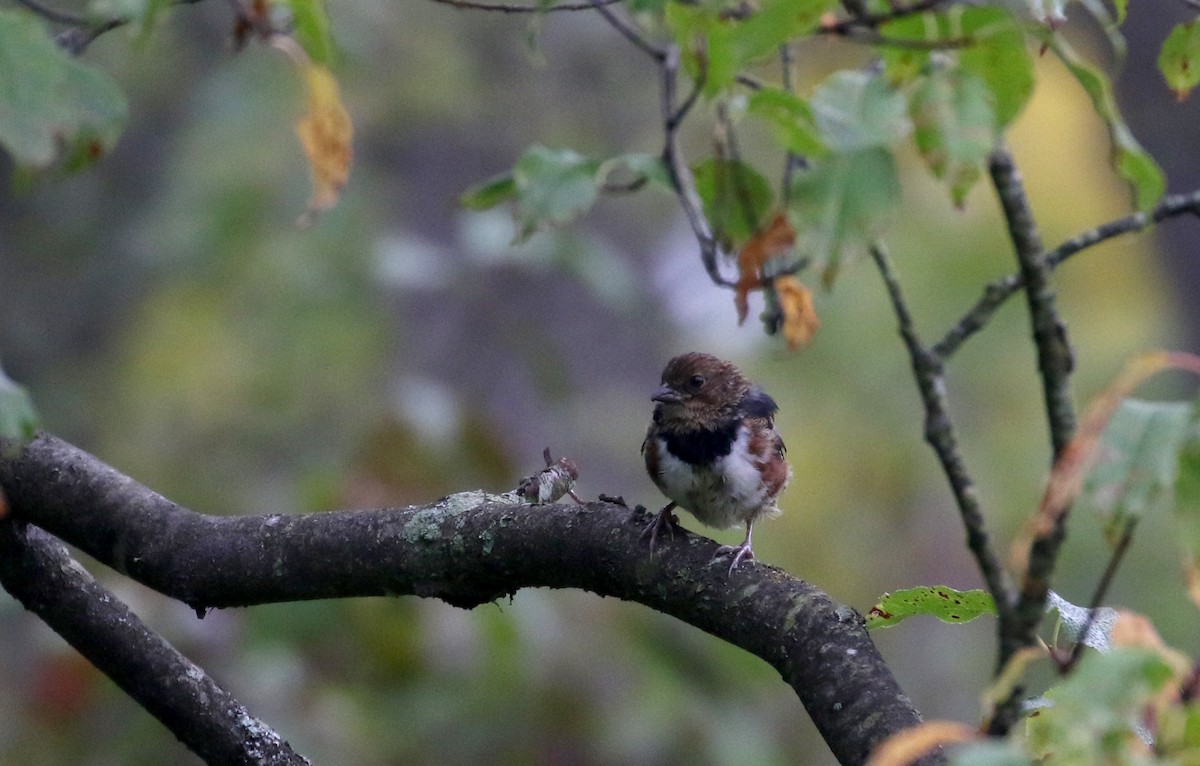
(0, 432, 940, 766)
(779, 43, 806, 202)
(660, 46, 734, 287)
(13, 0, 88, 25)
(989, 146, 1077, 457)
(934, 188, 1200, 360)
(869, 243, 1015, 617)
(0, 520, 309, 766)
(986, 145, 1076, 734)
(588, 0, 666, 61)
(820, 0, 950, 35)
(1064, 518, 1138, 670)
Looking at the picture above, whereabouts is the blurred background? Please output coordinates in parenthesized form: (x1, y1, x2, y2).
(1, 1, 1199, 763)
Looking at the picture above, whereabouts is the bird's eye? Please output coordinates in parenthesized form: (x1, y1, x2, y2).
(689, 374, 705, 389)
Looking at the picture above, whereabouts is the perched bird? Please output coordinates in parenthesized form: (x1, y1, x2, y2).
(642, 352, 791, 573)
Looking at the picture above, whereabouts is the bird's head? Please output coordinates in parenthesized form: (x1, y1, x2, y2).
(651, 352, 751, 430)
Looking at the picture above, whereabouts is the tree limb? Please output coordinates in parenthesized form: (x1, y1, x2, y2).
(986, 144, 1075, 734)
(0, 432, 939, 766)
(0, 519, 309, 765)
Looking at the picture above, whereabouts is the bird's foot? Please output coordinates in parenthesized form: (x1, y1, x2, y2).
(642, 504, 679, 553)
(713, 542, 755, 575)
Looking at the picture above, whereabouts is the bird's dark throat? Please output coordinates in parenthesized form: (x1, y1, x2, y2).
(661, 420, 739, 465)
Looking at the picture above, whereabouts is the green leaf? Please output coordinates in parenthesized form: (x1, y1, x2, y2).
(511, 145, 602, 242)
(810, 70, 909, 152)
(1174, 420, 1200, 594)
(598, 151, 674, 190)
(865, 585, 996, 629)
(692, 157, 773, 249)
(1053, 36, 1165, 211)
(283, 0, 336, 66)
(0, 365, 40, 444)
(787, 147, 900, 286)
(908, 62, 997, 206)
(746, 88, 828, 157)
(882, 6, 1034, 128)
(1080, 399, 1193, 545)
(665, 0, 837, 95)
(1158, 20, 1200, 101)
(0, 10, 128, 169)
(460, 173, 518, 211)
(1027, 649, 1176, 761)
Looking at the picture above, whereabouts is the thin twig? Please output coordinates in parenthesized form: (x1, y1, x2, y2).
(820, 0, 949, 35)
(588, 0, 666, 60)
(934, 188, 1200, 360)
(1064, 518, 1138, 670)
(13, 0, 88, 25)
(870, 242, 1014, 615)
(779, 43, 806, 202)
(989, 145, 1077, 457)
(661, 45, 733, 286)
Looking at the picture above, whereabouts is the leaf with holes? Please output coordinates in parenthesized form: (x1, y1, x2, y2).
(866, 586, 996, 629)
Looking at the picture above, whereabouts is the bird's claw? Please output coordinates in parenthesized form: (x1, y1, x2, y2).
(714, 543, 755, 575)
(642, 505, 679, 553)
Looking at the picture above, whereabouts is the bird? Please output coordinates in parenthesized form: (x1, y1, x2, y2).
(641, 352, 791, 573)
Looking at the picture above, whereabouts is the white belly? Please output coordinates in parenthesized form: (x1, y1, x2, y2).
(652, 427, 781, 529)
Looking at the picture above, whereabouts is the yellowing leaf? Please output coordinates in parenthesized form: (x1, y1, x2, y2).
(273, 35, 353, 226)
(774, 276, 820, 350)
(296, 62, 352, 225)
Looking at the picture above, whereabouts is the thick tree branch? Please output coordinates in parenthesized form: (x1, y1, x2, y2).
(0, 432, 938, 766)
(0, 519, 309, 765)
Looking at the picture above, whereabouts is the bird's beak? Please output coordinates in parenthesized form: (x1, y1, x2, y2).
(652, 384, 681, 404)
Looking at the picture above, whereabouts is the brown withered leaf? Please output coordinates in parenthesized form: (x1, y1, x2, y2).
(735, 211, 795, 323)
(774, 275, 820, 350)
